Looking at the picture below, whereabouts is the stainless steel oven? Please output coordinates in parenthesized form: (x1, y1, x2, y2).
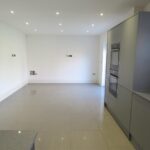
(109, 74, 118, 97)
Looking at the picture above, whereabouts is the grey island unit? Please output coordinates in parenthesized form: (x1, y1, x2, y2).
(0, 130, 37, 150)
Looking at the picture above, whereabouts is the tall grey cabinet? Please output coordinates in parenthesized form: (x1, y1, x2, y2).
(105, 12, 150, 150)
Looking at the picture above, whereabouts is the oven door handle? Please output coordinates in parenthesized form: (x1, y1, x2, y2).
(110, 73, 118, 78)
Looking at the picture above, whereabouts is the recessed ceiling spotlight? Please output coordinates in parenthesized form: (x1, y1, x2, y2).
(18, 130, 22, 134)
(56, 12, 60, 15)
(34, 29, 37, 32)
(10, 10, 15, 14)
(60, 30, 64, 33)
(86, 30, 89, 33)
(91, 24, 95, 27)
(59, 23, 62, 26)
(25, 22, 29, 25)
(100, 13, 104, 16)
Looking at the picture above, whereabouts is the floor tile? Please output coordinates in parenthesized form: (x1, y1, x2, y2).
(0, 84, 135, 150)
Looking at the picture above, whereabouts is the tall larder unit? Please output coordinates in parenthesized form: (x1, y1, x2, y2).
(105, 12, 150, 150)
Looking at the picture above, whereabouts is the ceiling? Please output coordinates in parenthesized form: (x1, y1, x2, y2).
(0, 0, 149, 35)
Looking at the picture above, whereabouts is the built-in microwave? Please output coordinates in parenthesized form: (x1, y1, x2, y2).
(110, 43, 120, 76)
(109, 43, 120, 97)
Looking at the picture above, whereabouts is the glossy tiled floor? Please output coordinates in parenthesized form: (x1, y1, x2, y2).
(0, 84, 135, 150)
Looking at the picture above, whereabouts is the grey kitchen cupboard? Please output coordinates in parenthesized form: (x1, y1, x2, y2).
(106, 85, 133, 136)
(105, 11, 150, 149)
(130, 93, 150, 150)
(106, 12, 139, 137)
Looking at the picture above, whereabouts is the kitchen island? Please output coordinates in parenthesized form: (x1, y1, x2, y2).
(0, 130, 37, 150)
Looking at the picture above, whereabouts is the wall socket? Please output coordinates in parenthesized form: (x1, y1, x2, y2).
(66, 55, 73, 57)
(12, 54, 16, 57)
(30, 70, 37, 75)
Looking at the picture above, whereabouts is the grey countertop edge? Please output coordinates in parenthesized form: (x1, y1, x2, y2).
(133, 91, 150, 103)
(110, 83, 150, 103)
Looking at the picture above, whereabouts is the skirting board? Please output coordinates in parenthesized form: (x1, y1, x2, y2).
(29, 79, 98, 84)
(0, 81, 28, 102)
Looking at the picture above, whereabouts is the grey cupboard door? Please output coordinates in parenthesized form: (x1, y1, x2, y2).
(118, 15, 138, 90)
(130, 94, 150, 150)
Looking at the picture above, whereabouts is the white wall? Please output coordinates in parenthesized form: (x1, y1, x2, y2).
(0, 22, 28, 102)
(98, 33, 107, 86)
(27, 35, 99, 83)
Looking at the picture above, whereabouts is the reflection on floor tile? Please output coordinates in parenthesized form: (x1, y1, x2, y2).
(0, 84, 135, 150)
(35, 130, 108, 150)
